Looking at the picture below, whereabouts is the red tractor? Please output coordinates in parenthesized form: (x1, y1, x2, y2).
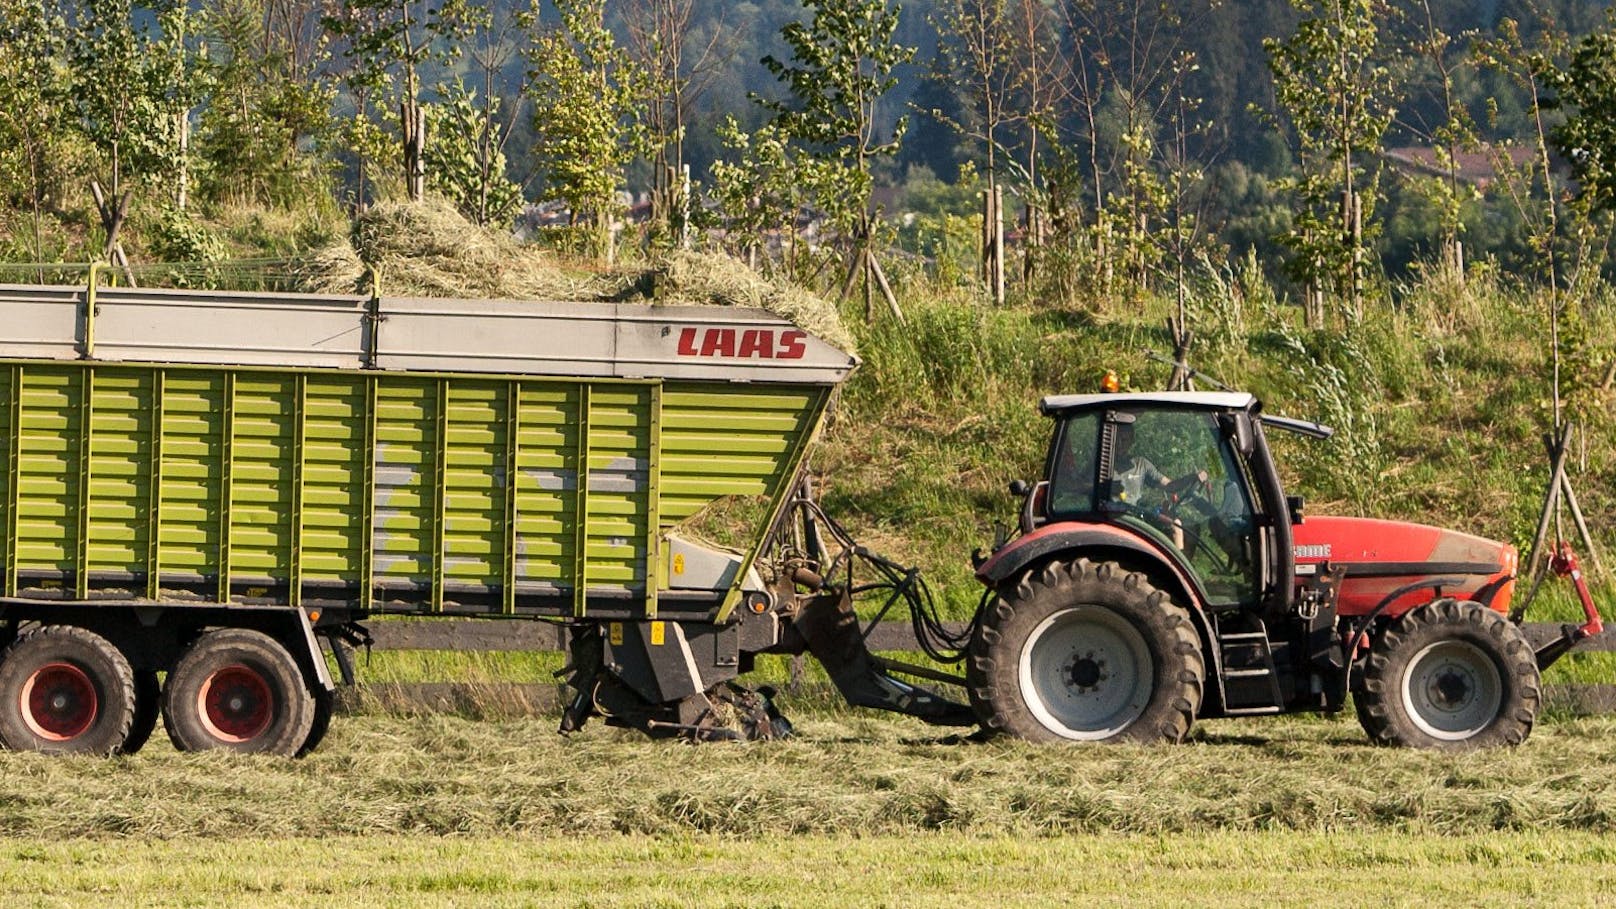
(967, 390, 1602, 748)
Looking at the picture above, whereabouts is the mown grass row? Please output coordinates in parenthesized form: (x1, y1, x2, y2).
(8, 711, 1616, 839)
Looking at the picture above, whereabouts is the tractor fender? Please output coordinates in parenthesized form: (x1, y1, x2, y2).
(976, 521, 1204, 611)
(975, 522, 1221, 703)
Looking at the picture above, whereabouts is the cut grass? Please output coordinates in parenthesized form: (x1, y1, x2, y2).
(9, 712, 1616, 838)
(5, 831, 1616, 907)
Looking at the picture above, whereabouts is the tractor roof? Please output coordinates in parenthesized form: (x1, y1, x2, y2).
(1039, 390, 1257, 416)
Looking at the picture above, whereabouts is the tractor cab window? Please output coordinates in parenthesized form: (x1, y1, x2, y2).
(1047, 411, 1102, 516)
(1106, 409, 1260, 606)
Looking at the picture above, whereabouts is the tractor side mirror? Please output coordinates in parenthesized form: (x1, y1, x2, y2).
(1287, 495, 1306, 525)
(1009, 479, 1029, 497)
(1219, 412, 1256, 455)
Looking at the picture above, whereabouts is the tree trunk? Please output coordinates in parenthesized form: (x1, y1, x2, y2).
(402, 101, 427, 202)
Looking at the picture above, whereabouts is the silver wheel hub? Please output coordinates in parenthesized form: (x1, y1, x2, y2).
(1019, 606, 1153, 740)
(1400, 639, 1503, 741)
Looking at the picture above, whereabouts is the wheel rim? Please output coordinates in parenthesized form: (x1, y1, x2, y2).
(20, 662, 98, 742)
(197, 665, 274, 743)
(1401, 640, 1503, 741)
(1019, 606, 1154, 740)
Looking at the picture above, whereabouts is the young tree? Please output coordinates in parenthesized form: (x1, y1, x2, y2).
(1401, 0, 1479, 279)
(756, 0, 915, 320)
(322, 0, 479, 202)
(426, 83, 524, 228)
(63, 0, 198, 274)
(522, 0, 646, 262)
(1265, 0, 1398, 326)
(0, 1, 75, 265)
(426, 6, 525, 228)
(622, 0, 735, 245)
(936, 0, 1024, 303)
(195, 0, 335, 208)
(708, 118, 805, 269)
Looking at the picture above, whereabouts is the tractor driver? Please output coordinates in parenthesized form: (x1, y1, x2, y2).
(1107, 414, 1256, 601)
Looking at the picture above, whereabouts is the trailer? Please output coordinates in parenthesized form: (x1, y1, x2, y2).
(0, 279, 972, 754)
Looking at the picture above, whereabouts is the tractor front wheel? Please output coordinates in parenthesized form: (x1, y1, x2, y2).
(968, 558, 1204, 743)
(1355, 599, 1539, 749)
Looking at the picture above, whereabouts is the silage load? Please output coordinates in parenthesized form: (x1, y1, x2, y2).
(297, 197, 853, 354)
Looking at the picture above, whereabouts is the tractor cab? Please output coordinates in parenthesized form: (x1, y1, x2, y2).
(989, 391, 1324, 618)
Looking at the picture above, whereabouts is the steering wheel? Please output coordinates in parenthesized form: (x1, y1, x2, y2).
(1157, 469, 1211, 517)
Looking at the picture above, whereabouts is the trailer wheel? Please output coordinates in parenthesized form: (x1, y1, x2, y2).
(296, 687, 335, 757)
(121, 670, 161, 755)
(0, 626, 136, 755)
(967, 558, 1204, 743)
(162, 629, 314, 756)
(1355, 599, 1540, 749)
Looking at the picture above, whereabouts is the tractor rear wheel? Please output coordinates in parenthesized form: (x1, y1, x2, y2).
(0, 626, 136, 755)
(162, 629, 315, 756)
(967, 558, 1204, 743)
(1355, 599, 1539, 749)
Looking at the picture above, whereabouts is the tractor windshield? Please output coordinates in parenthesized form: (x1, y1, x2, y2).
(1048, 407, 1261, 606)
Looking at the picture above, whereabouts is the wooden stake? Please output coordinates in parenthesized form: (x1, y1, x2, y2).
(992, 185, 1005, 306)
(1523, 423, 1572, 580)
(869, 253, 905, 324)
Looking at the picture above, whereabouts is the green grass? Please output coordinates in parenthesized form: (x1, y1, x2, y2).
(5, 831, 1616, 907)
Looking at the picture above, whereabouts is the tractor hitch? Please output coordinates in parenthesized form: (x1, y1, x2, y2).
(1533, 543, 1606, 671)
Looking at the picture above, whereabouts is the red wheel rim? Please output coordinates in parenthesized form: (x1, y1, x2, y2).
(197, 665, 274, 743)
(20, 662, 98, 741)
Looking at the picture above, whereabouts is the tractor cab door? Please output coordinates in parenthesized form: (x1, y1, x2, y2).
(1047, 406, 1267, 609)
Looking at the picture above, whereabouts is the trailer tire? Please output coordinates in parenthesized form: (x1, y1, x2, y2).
(1355, 599, 1539, 749)
(296, 686, 335, 757)
(121, 670, 162, 755)
(0, 626, 136, 755)
(162, 629, 315, 756)
(967, 558, 1204, 743)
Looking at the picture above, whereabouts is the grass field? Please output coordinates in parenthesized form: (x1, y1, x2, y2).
(3, 710, 1616, 905)
(8, 831, 1616, 907)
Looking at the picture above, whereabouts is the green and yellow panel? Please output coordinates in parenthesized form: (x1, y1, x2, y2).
(0, 362, 829, 619)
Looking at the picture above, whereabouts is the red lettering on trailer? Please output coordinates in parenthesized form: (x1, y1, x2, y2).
(738, 329, 773, 359)
(699, 328, 736, 357)
(777, 330, 806, 359)
(676, 327, 700, 356)
(675, 327, 808, 360)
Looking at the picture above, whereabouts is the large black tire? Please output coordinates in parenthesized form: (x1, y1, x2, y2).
(0, 626, 136, 755)
(967, 558, 1205, 743)
(1355, 599, 1540, 749)
(122, 670, 161, 755)
(296, 686, 335, 757)
(162, 629, 315, 756)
